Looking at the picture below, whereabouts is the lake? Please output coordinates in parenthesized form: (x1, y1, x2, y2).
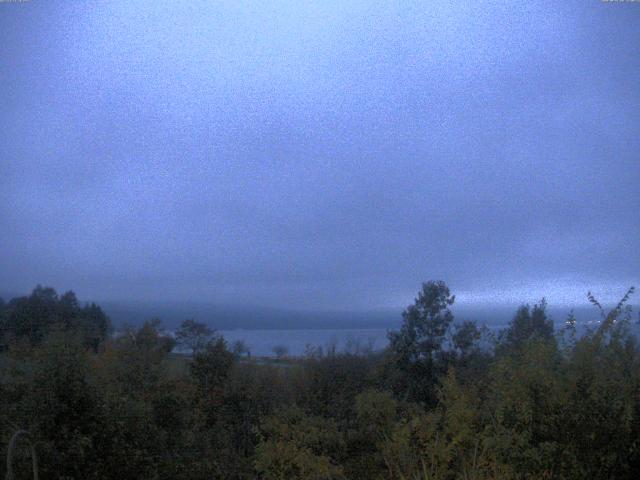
(218, 328, 390, 357)
(164, 304, 633, 357)
(217, 317, 635, 357)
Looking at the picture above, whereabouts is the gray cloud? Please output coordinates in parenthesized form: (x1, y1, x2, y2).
(1, 0, 638, 311)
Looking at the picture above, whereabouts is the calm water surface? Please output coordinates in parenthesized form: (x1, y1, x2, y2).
(219, 328, 389, 357)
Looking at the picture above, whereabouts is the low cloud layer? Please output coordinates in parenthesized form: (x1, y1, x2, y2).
(1, 1, 638, 311)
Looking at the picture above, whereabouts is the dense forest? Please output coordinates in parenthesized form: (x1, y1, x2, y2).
(0, 282, 638, 479)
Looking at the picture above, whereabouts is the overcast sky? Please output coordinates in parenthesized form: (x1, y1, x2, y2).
(1, 1, 639, 312)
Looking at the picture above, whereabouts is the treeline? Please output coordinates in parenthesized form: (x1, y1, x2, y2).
(0, 282, 638, 479)
(0, 286, 110, 350)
